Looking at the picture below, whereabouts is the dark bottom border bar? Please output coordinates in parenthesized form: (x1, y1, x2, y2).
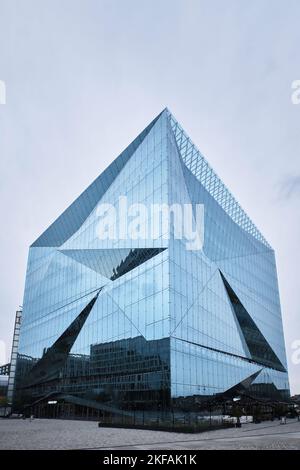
(0, 450, 299, 466)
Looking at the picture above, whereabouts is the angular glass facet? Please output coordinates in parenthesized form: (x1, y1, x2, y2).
(220, 271, 286, 372)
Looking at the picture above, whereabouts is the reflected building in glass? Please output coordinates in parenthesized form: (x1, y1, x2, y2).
(14, 109, 290, 419)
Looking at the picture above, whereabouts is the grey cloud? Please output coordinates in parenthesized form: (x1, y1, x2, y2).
(278, 176, 300, 200)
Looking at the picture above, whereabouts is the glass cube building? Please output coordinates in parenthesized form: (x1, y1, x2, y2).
(14, 109, 290, 418)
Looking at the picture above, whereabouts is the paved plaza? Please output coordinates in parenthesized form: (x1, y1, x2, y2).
(0, 418, 300, 450)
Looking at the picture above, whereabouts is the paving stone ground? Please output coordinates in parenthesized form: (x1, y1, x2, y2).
(0, 418, 300, 450)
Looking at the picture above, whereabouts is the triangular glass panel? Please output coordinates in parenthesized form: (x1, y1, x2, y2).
(220, 369, 263, 398)
(32, 112, 163, 248)
(59, 248, 166, 280)
(22, 290, 101, 387)
(220, 271, 286, 372)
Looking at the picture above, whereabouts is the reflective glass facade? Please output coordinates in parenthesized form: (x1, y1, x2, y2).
(14, 109, 290, 418)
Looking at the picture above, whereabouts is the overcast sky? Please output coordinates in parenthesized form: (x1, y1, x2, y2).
(0, 0, 299, 393)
